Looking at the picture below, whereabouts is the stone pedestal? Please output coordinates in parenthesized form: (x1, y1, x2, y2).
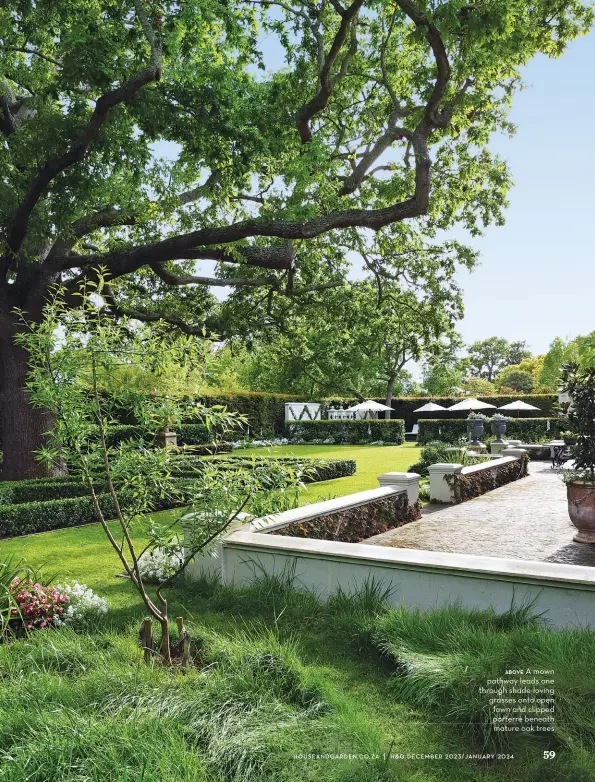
(378, 472, 421, 505)
(502, 447, 528, 457)
(156, 428, 178, 449)
(427, 463, 462, 503)
(468, 443, 487, 453)
(490, 441, 509, 456)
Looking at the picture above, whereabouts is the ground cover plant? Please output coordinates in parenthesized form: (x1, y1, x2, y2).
(0, 549, 594, 781)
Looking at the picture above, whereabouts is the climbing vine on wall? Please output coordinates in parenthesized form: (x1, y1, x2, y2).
(269, 493, 420, 543)
(451, 455, 529, 504)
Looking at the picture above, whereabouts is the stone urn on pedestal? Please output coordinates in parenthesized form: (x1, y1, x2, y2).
(491, 415, 508, 443)
(467, 416, 485, 447)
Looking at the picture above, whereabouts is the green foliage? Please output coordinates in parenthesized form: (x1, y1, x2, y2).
(494, 366, 534, 393)
(460, 376, 496, 395)
(539, 336, 579, 389)
(287, 419, 405, 445)
(371, 603, 595, 756)
(0, 476, 93, 506)
(0, 455, 356, 537)
(560, 363, 595, 484)
(0, 493, 118, 538)
(228, 279, 465, 402)
(467, 337, 532, 382)
(418, 417, 563, 445)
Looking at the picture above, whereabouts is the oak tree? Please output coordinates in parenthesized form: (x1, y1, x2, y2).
(0, 0, 591, 478)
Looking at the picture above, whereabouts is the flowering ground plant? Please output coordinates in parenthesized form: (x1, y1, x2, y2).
(138, 539, 185, 583)
(55, 580, 108, 628)
(9, 578, 69, 630)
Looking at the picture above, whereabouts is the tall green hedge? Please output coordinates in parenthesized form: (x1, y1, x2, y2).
(325, 394, 558, 430)
(105, 391, 301, 437)
(418, 417, 563, 445)
(286, 419, 405, 444)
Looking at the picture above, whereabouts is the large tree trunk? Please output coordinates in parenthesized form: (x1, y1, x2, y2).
(0, 317, 62, 481)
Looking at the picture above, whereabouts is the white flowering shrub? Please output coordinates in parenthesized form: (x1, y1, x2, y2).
(138, 541, 185, 583)
(54, 580, 108, 628)
(231, 438, 289, 449)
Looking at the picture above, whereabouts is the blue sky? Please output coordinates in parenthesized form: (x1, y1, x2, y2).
(454, 31, 594, 354)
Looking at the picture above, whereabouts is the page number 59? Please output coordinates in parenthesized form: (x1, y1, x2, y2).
(544, 751, 556, 760)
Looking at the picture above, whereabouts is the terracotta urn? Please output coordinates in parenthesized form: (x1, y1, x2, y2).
(567, 482, 595, 543)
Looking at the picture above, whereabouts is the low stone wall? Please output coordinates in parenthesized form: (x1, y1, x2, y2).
(269, 491, 420, 543)
(428, 451, 529, 504)
(183, 459, 595, 629)
(187, 529, 595, 630)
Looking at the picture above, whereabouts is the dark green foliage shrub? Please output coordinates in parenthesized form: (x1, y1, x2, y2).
(418, 417, 562, 445)
(408, 440, 453, 476)
(287, 419, 405, 444)
(270, 492, 420, 542)
(0, 494, 118, 537)
(105, 423, 224, 447)
(0, 477, 96, 506)
(171, 455, 355, 483)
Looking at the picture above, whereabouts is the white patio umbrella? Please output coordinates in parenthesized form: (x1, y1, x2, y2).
(348, 399, 393, 420)
(447, 398, 497, 412)
(348, 400, 393, 412)
(498, 400, 541, 418)
(413, 402, 447, 413)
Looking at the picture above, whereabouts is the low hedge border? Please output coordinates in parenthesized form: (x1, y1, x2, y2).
(172, 457, 356, 483)
(0, 457, 356, 536)
(269, 492, 420, 543)
(450, 455, 529, 504)
(418, 418, 563, 445)
(286, 419, 406, 445)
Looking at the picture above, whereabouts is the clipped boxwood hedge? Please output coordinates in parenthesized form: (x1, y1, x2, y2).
(0, 456, 356, 538)
(105, 423, 221, 447)
(208, 456, 356, 483)
(286, 419, 405, 445)
(0, 477, 97, 506)
(418, 417, 563, 445)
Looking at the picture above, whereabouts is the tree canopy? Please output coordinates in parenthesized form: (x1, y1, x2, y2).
(466, 337, 531, 382)
(0, 0, 592, 477)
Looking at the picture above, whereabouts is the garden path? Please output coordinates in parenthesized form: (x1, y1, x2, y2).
(364, 462, 595, 566)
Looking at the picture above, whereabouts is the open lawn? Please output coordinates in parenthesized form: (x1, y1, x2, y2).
(232, 443, 422, 503)
(4, 442, 594, 780)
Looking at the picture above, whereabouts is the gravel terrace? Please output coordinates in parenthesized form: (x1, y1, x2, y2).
(364, 462, 595, 566)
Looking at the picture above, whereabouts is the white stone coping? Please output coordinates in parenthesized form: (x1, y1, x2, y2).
(223, 529, 595, 590)
(248, 485, 407, 534)
(458, 455, 519, 477)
